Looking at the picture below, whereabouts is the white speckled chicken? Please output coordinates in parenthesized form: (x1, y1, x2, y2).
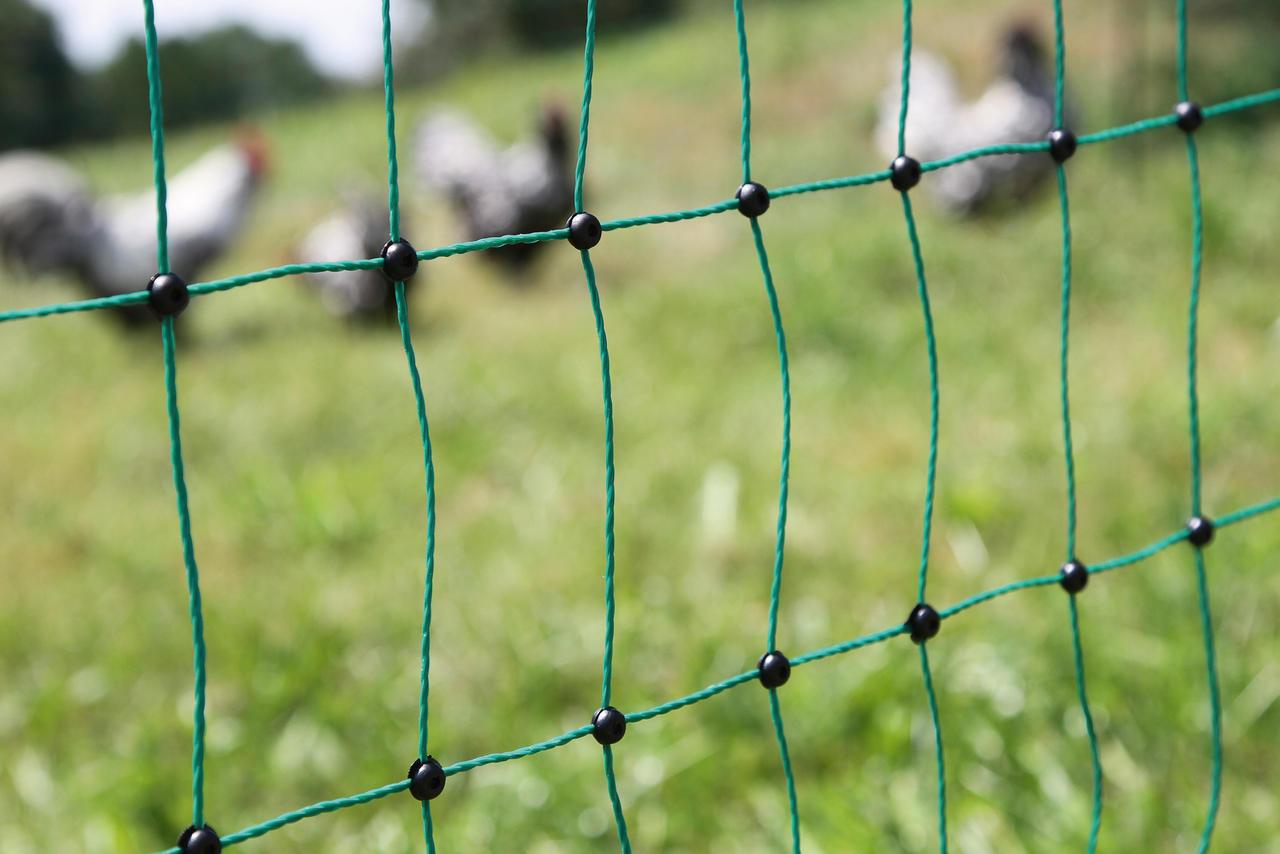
(0, 134, 267, 325)
(298, 192, 413, 323)
(874, 25, 1062, 214)
(414, 105, 573, 272)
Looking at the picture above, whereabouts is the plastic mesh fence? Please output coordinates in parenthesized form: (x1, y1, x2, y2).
(2, 0, 1279, 852)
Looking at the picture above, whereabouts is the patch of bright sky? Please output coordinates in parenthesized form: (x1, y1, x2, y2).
(27, 0, 430, 79)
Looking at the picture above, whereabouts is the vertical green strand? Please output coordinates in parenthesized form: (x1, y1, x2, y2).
(141, 0, 169, 273)
(734, 3, 801, 846)
(1184, 135, 1204, 515)
(769, 689, 802, 853)
(381, 0, 401, 240)
(572, 4, 627, 848)
(421, 803, 436, 854)
(392, 281, 438, 764)
(919, 643, 947, 854)
(896, 0, 913, 155)
(1055, 166, 1078, 558)
(748, 219, 791, 652)
(1176, 0, 1190, 102)
(899, 193, 939, 603)
(602, 745, 632, 853)
(161, 317, 208, 829)
(1175, 0, 1220, 841)
(733, 0, 752, 181)
(573, 0, 597, 211)
(1068, 597, 1102, 852)
(1193, 549, 1223, 854)
(1050, 8, 1103, 849)
(1052, 0, 1066, 127)
(384, 8, 433, 849)
(394, 279, 438, 854)
(580, 250, 618, 710)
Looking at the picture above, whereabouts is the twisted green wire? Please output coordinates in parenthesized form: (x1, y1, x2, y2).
(1192, 549, 1223, 854)
(141, 497, 1280, 853)
(919, 643, 947, 854)
(1175, 3, 1222, 846)
(734, 0, 752, 182)
(1047, 1, 1105, 837)
(161, 317, 208, 829)
(770, 689, 801, 853)
(895, 3, 947, 847)
(899, 193, 939, 605)
(1056, 157, 1104, 854)
(393, 280, 439, 852)
(4, 92, 1279, 328)
(749, 217, 792, 657)
(569, 5, 629, 848)
(573, 0, 597, 212)
(897, 0, 912, 155)
(603, 744, 632, 853)
(141, 0, 168, 274)
(381, 0, 402, 240)
(733, 2, 801, 847)
(579, 250, 618, 711)
(142, 0, 211, 833)
(1185, 134, 1205, 518)
(1068, 597, 1102, 851)
(1055, 166, 1078, 561)
(380, 3, 437, 848)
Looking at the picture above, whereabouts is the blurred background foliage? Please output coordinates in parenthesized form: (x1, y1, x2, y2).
(3, 0, 1279, 150)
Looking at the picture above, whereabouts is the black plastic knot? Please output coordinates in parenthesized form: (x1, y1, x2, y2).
(381, 239, 420, 282)
(905, 603, 940, 644)
(148, 272, 190, 318)
(757, 650, 791, 689)
(591, 706, 627, 745)
(1047, 128, 1077, 163)
(407, 756, 446, 801)
(567, 212, 603, 250)
(890, 155, 922, 191)
(1175, 101, 1204, 133)
(1059, 559, 1089, 594)
(177, 824, 221, 854)
(736, 182, 771, 218)
(1186, 515, 1215, 547)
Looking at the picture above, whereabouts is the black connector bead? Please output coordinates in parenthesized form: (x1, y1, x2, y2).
(1059, 559, 1089, 594)
(567, 212, 603, 250)
(736, 182, 771, 218)
(592, 706, 627, 745)
(1175, 101, 1204, 133)
(757, 650, 791, 689)
(1187, 515, 1215, 547)
(177, 824, 221, 854)
(407, 756, 446, 801)
(148, 272, 189, 318)
(1047, 128, 1077, 163)
(890, 155, 922, 192)
(905, 603, 940, 644)
(381, 239, 419, 282)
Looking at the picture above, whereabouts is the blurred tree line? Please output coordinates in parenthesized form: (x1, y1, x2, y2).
(1, 0, 331, 151)
(403, 0, 678, 78)
(4, 0, 1274, 152)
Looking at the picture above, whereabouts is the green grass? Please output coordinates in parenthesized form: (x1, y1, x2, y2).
(2, 1, 1279, 852)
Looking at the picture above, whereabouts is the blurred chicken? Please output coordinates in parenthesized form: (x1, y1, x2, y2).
(0, 133, 267, 325)
(297, 192, 412, 323)
(414, 105, 573, 273)
(874, 24, 1062, 214)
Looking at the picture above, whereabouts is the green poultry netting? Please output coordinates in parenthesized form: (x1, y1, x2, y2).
(2, 0, 1279, 852)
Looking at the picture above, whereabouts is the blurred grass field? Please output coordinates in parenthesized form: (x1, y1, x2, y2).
(2, 0, 1279, 851)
